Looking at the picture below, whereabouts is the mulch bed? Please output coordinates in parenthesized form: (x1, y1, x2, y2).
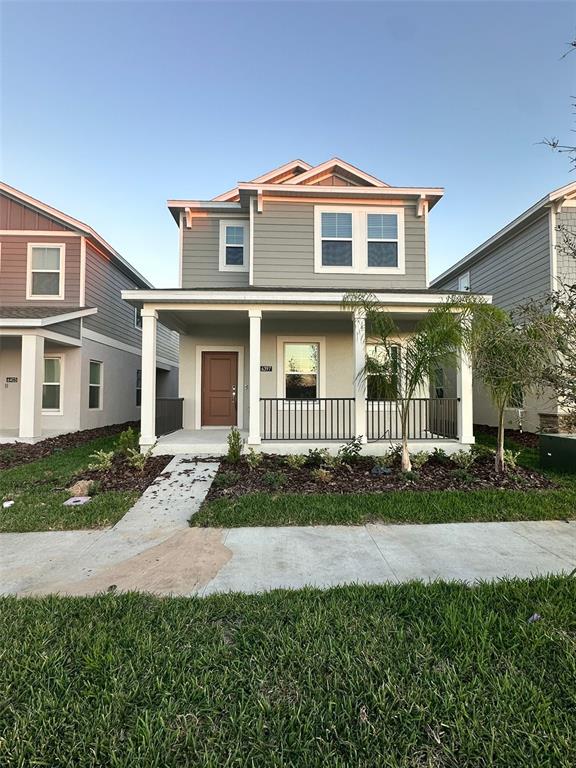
(474, 424, 540, 449)
(72, 454, 173, 494)
(206, 453, 553, 501)
(0, 422, 140, 470)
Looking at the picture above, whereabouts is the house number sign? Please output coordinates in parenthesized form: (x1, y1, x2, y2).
(6, 377, 18, 383)
(260, 365, 272, 372)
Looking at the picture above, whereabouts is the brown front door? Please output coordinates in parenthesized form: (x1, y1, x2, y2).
(201, 351, 238, 426)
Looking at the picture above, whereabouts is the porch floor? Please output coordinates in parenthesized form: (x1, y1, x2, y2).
(154, 429, 464, 457)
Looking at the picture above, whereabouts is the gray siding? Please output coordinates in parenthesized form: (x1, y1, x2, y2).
(182, 213, 249, 288)
(50, 318, 82, 338)
(557, 207, 576, 285)
(435, 212, 551, 312)
(252, 201, 427, 289)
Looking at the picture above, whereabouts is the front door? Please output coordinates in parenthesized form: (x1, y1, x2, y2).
(201, 351, 238, 426)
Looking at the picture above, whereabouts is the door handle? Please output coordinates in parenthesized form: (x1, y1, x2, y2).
(231, 385, 237, 405)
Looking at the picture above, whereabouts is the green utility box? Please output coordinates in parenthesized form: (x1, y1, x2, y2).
(539, 434, 576, 473)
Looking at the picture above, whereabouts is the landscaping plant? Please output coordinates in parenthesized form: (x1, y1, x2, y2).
(451, 449, 476, 470)
(245, 447, 262, 469)
(409, 451, 429, 470)
(337, 436, 364, 465)
(305, 448, 330, 468)
(126, 446, 152, 473)
(87, 449, 114, 472)
(226, 427, 244, 464)
(115, 427, 139, 456)
(311, 468, 333, 483)
(285, 454, 307, 470)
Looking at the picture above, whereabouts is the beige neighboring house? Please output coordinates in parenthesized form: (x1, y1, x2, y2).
(0, 182, 179, 443)
(123, 157, 485, 455)
(431, 181, 576, 435)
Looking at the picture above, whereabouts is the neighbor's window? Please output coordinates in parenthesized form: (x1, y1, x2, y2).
(135, 308, 142, 329)
(42, 357, 61, 411)
(28, 244, 64, 298)
(367, 214, 399, 268)
(284, 342, 319, 399)
(89, 361, 103, 409)
(366, 344, 400, 400)
(321, 212, 353, 267)
(219, 220, 248, 271)
(136, 369, 142, 407)
(458, 271, 471, 292)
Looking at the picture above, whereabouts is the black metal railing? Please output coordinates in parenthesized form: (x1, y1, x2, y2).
(366, 397, 458, 441)
(155, 397, 184, 437)
(260, 398, 355, 441)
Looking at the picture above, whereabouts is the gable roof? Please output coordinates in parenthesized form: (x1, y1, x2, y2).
(0, 181, 153, 289)
(213, 159, 313, 202)
(430, 180, 576, 287)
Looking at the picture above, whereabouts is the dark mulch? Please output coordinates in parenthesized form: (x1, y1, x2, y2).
(72, 454, 173, 494)
(206, 453, 553, 501)
(474, 423, 540, 448)
(0, 422, 139, 470)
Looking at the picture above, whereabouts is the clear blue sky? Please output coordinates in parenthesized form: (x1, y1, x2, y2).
(1, 1, 574, 287)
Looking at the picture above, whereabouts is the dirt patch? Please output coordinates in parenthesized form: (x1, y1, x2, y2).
(0, 422, 139, 470)
(474, 424, 540, 449)
(72, 454, 173, 494)
(206, 452, 553, 500)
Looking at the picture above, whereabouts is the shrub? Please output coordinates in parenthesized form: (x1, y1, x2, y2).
(470, 443, 496, 461)
(126, 446, 152, 472)
(116, 427, 139, 456)
(430, 447, 451, 465)
(450, 468, 475, 483)
(88, 450, 114, 472)
(227, 427, 244, 464)
(410, 451, 430, 470)
(245, 448, 263, 469)
(401, 470, 420, 482)
(306, 448, 330, 468)
(451, 449, 476, 470)
(503, 448, 521, 470)
(87, 480, 102, 496)
(337, 436, 363, 465)
(213, 470, 241, 489)
(376, 445, 401, 468)
(262, 470, 287, 490)
(311, 468, 333, 483)
(285, 454, 307, 470)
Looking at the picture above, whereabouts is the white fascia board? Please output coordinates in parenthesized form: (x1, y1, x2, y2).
(236, 183, 443, 197)
(168, 200, 243, 210)
(0, 307, 97, 328)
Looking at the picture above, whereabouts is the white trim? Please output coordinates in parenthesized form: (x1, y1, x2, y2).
(79, 236, 86, 306)
(0, 307, 96, 328)
(0, 327, 82, 346)
(249, 197, 255, 286)
(178, 211, 184, 288)
(194, 345, 245, 430)
(281, 157, 389, 188)
(42, 354, 64, 416)
(313, 206, 405, 275)
(276, 336, 326, 404)
(26, 242, 65, 300)
(218, 219, 249, 272)
(81, 327, 176, 368)
(550, 207, 557, 290)
(423, 199, 429, 287)
(212, 159, 313, 202)
(457, 271, 471, 292)
(88, 359, 104, 411)
(0, 230, 82, 236)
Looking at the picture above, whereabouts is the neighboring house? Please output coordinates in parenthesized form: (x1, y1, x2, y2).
(431, 181, 576, 434)
(123, 158, 485, 455)
(0, 182, 179, 443)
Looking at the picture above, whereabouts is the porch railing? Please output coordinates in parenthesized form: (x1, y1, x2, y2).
(366, 397, 458, 441)
(260, 398, 355, 441)
(155, 397, 184, 437)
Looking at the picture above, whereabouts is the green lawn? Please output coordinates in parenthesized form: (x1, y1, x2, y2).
(192, 434, 576, 528)
(0, 577, 574, 767)
(0, 436, 137, 533)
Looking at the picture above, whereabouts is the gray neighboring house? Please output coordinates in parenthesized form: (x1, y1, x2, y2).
(431, 181, 576, 434)
(0, 181, 179, 443)
(123, 157, 484, 455)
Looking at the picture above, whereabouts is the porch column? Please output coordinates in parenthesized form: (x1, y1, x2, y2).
(19, 334, 44, 441)
(353, 311, 367, 443)
(140, 308, 157, 451)
(248, 309, 262, 445)
(457, 341, 475, 444)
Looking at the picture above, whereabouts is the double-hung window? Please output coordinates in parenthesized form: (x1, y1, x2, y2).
(42, 357, 62, 412)
(320, 212, 353, 267)
(219, 220, 248, 271)
(367, 214, 399, 268)
(284, 342, 319, 399)
(89, 361, 103, 409)
(366, 343, 400, 400)
(27, 244, 65, 299)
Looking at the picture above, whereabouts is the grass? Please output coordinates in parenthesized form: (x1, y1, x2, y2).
(0, 577, 574, 767)
(192, 433, 576, 528)
(0, 436, 137, 533)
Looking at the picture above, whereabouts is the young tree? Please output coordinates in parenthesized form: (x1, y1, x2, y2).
(343, 292, 463, 472)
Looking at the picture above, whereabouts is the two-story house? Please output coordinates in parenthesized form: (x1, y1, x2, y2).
(431, 181, 576, 434)
(0, 182, 179, 443)
(123, 158, 482, 454)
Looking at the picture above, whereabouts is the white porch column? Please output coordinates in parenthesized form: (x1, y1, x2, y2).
(457, 342, 475, 444)
(248, 309, 262, 445)
(19, 333, 44, 441)
(140, 308, 157, 451)
(353, 311, 367, 443)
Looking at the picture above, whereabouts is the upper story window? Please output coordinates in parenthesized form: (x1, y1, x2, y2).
(134, 307, 142, 330)
(314, 207, 405, 275)
(219, 220, 248, 272)
(458, 271, 471, 292)
(27, 244, 65, 299)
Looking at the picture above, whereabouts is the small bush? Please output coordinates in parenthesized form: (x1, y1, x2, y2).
(451, 449, 476, 470)
(311, 468, 333, 483)
(430, 447, 451, 465)
(337, 436, 364, 465)
(87, 480, 102, 497)
(470, 443, 496, 461)
(503, 448, 521, 470)
(227, 427, 244, 464)
(285, 454, 307, 470)
(245, 448, 262, 469)
(306, 448, 330, 468)
(401, 470, 420, 482)
(262, 470, 287, 490)
(410, 451, 430, 470)
(213, 470, 241, 489)
(116, 427, 139, 456)
(450, 468, 475, 483)
(126, 447, 152, 472)
(375, 446, 400, 468)
(88, 450, 114, 471)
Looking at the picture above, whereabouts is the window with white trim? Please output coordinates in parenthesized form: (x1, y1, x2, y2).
(42, 357, 62, 412)
(135, 307, 142, 330)
(321, 212, 353, 267)
(366, 343, 400, 400)
(89, 361, 103, 409)
(458, 271, 471, 292)
(284, 342, 319, 399)
(219, 220, 248, 272)
(27, 244, 64, 299)
(367, 214, 399, 268)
